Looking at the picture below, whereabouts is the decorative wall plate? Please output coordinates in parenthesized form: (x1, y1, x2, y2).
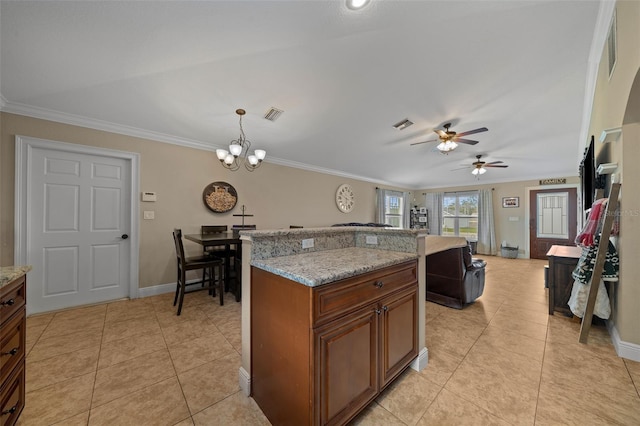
(203, 181, 238, 213)
(336, 184, 355, 213)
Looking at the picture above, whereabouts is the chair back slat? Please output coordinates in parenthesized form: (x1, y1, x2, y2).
(232, 225, 256, 230)
(202, 225, 228, 234)
(173, 228, 186, 266)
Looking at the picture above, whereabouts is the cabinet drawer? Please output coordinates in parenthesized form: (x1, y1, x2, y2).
(313, 260, 417, 326)
(0, 309, 26, 387)
(0, 361, 25, 426)
(0, 277, 26, 324)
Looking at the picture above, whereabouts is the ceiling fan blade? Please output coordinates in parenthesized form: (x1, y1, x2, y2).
(486, 161, 504, 165)
(455, 127, 488, 137)
(434, 129, 447, 138)
(484, 164, 508, 168)
(452, 138, 479, 145)
(410, 139, 437, 146)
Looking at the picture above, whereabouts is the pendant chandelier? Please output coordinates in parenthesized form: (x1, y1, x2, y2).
(216, 109, 266, 172)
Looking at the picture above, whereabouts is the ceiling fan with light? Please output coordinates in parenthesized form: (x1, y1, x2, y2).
(410, 122, 488, 154)
(454, 154, 509, 176)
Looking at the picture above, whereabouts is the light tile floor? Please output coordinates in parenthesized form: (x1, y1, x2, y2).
(19, 256, 640, 425)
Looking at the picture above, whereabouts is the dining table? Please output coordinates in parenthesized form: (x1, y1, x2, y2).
(183, 231, 241, 302)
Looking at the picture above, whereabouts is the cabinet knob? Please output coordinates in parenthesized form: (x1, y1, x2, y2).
(373, 281, 384, 288)
(1, 405, 17, 416)
(374, 308, 381, 315)
(383, 306, 388, 312)
(0, 298, 15, 306)
(1, 347, 19, 357)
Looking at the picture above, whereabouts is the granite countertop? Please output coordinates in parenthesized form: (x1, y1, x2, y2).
(251, 247, 417, 287)
(0, 265, 32, 289)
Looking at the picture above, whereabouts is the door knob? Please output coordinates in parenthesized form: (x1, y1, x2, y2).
(121, 234, 129, 240)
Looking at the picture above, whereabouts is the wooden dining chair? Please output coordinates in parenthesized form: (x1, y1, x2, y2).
(172, 229, 224, 315)
(201, 225, 235, 292)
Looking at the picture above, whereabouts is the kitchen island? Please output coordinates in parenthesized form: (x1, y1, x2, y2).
(238, 227, 427, 425)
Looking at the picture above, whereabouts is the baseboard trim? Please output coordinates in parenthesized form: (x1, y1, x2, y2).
(410, 346, 429, 372)
(239, 367, 251, 396)
(607, 320, 640, 362)
(138, 282, 175, 298)
(137, 278, 208, 299)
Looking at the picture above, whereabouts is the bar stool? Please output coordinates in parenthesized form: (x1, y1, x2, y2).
(172, 229, 224, 315)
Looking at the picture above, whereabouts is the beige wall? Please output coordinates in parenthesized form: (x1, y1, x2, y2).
(419, 178, 580, 257)
(587, 1, 640, 345)
(1, 112, 408, 288)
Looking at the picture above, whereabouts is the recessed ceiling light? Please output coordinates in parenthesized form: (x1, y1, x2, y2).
(346, 0, 370, 10)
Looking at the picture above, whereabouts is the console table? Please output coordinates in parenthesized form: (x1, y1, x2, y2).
(546, 245, 582, 315)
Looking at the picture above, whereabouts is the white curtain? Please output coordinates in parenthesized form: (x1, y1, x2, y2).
(375, 187, 385, 224)
(402, 192, 410, 229)
(477, 189, 497, 255)
(425, 192, 443, 235)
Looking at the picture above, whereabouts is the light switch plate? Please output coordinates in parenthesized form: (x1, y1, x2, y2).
(143, 211, 155, 220)
(509, 216, 519, 222)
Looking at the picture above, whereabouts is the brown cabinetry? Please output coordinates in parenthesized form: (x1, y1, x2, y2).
(546, 245, 582, 316)
(251, 260, 418, 426)
(1, 275, 26, 426)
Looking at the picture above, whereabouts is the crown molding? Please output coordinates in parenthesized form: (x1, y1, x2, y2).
(0, 98, 404, 188)
(1, 99, 218, 152)
(578, 0, 617, 156)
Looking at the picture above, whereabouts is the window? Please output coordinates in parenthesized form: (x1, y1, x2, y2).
(442, 191, 479, 239)
(383, 190, 404, 228)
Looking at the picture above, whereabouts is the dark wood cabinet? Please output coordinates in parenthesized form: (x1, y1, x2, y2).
(251, 260, 418, 426)
(546, 245, 582, 315)
(1, 275, 27, 426)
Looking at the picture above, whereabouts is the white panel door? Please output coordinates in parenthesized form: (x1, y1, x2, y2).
(27, 146, 131, 313)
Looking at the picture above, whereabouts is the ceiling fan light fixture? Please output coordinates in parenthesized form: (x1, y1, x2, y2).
(437, 140, 458, 153)
(471, 167, 486, 176)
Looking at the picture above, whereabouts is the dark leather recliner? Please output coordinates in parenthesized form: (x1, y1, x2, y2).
(426, 243, 486, 309)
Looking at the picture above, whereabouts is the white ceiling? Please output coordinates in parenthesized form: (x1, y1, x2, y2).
(1, 0, 604, 189)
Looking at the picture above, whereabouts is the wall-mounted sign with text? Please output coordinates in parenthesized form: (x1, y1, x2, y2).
(539, 178, 567, 185)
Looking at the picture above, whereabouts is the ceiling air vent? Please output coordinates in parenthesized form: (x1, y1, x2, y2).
(264, 107, 284, 122)
(392, 118, 413, 130)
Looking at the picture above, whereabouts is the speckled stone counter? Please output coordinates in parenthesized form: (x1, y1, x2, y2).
(242, 226, 422, 260)
(251, 247, 417, 286)
(0, 265, 32, 289)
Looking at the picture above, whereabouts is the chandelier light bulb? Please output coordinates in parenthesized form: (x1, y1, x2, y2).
(229, 143, 242, 157)
(224, 154, 234, 165)
(247, 155, 259, 166)
(216, 149, 228, 161)
(254, 149, 266, 161)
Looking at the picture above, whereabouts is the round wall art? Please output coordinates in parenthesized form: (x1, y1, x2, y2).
(202, 181, 238, 213)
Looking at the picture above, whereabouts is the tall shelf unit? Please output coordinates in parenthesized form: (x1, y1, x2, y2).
(410, 207, 429, 231)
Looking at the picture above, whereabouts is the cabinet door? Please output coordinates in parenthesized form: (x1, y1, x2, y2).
(315, 306, 378, 426)
(380, 287, 418, 389)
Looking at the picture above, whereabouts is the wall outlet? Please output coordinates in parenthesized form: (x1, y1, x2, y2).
(508, 216, 519, 222)
(143, 211, 155, 220)
(302, 238, 314, 249)
(365, 235, 378, 245)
